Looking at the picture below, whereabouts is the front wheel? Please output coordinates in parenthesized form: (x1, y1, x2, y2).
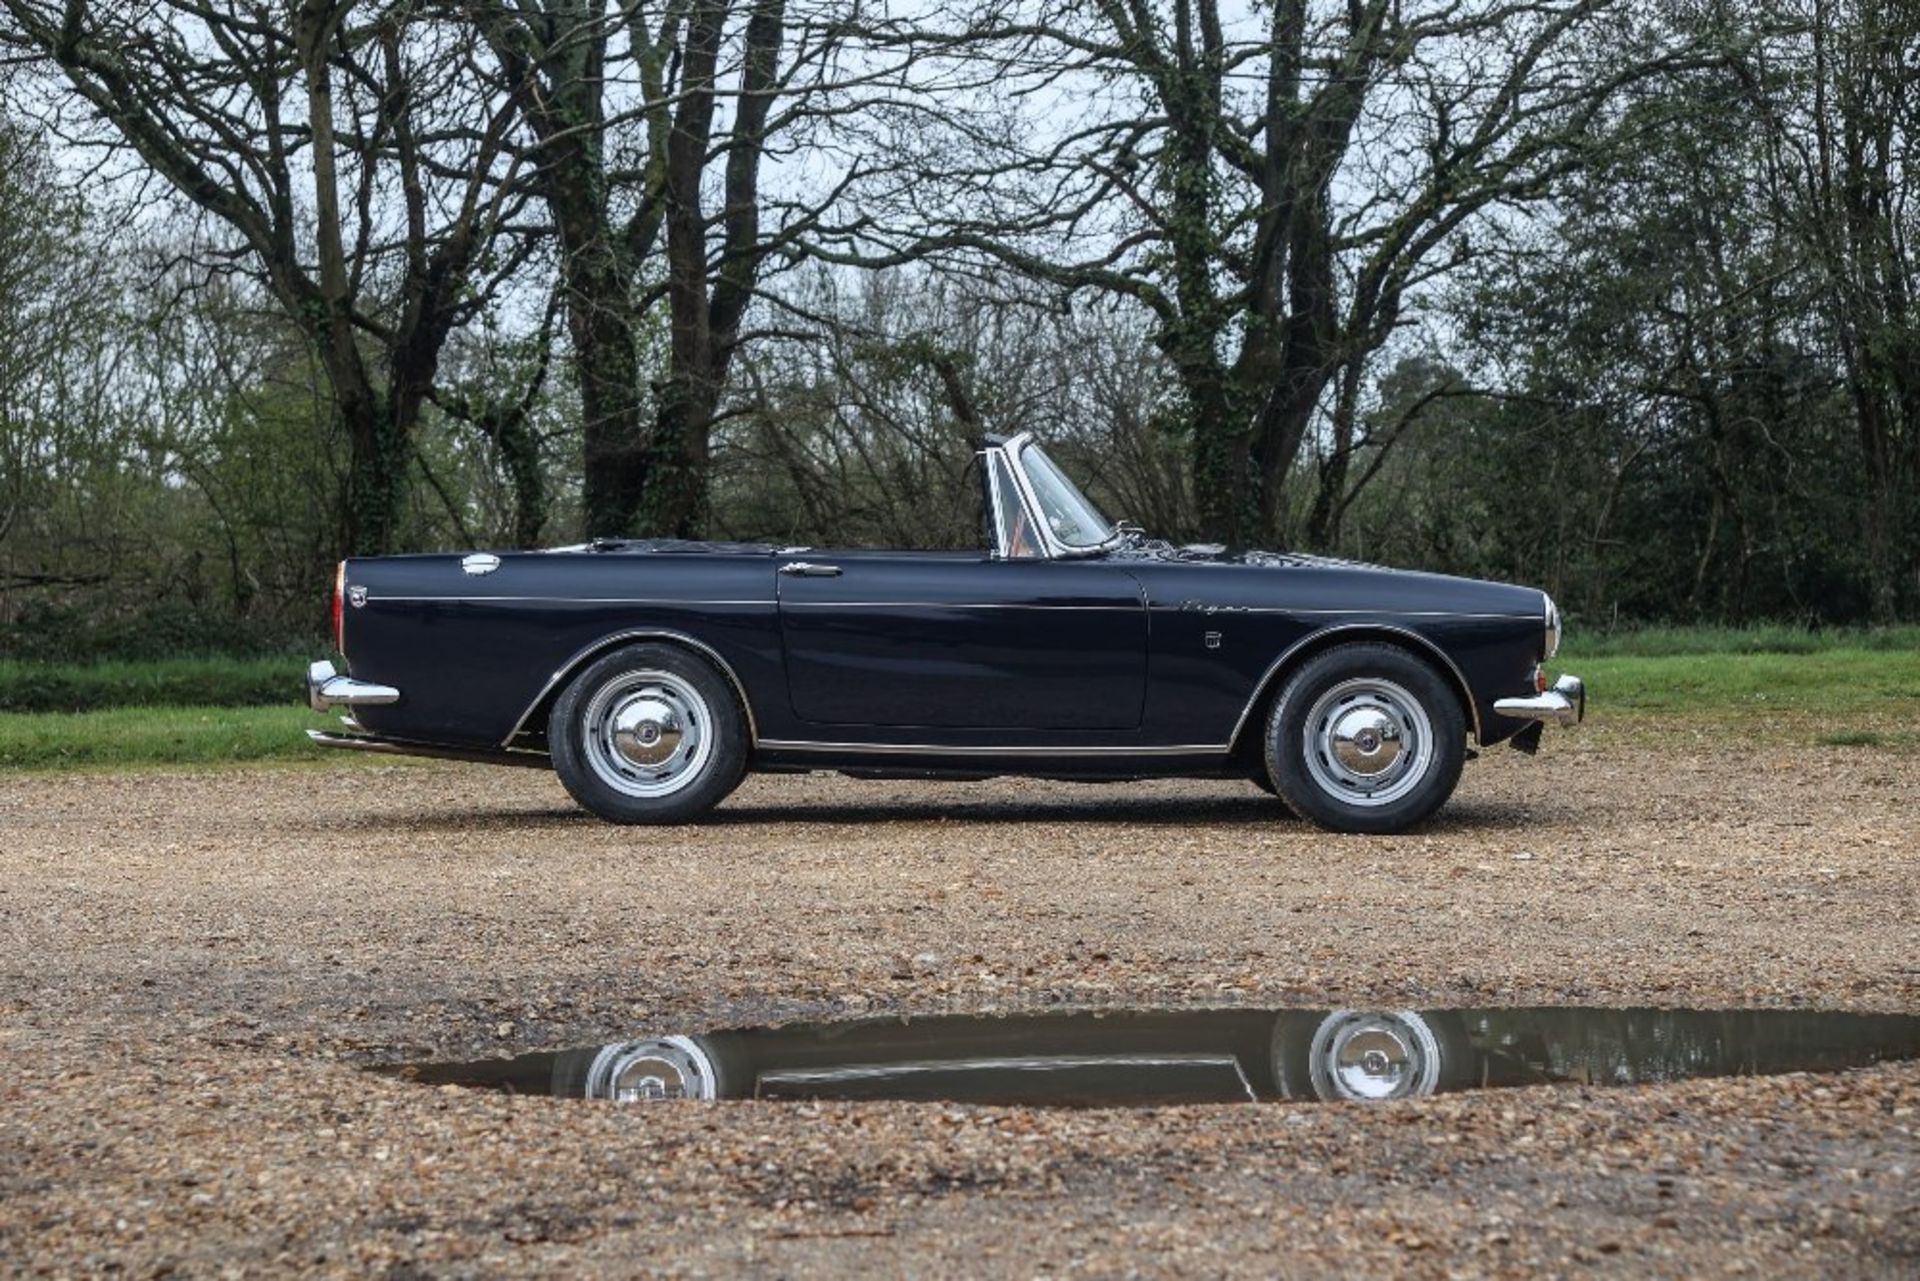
(549, 643, 748, 824)
(1272, 1009, 1477, 1101)
(1265, 642, 1466, 834)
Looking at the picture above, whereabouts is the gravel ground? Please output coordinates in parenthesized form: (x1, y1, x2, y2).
(3, 731, 1918, 1277)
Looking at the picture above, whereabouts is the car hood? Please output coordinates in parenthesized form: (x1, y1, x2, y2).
(1107, 536, 1547, 617)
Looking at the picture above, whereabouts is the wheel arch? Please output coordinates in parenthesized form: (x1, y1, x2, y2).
(1227, 623, 1482, 756)
(501, 629, 759, 749)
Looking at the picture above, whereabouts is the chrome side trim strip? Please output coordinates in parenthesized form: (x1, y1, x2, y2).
(501, 629, 760, 748)
(755, 739, 1229, 757)
(372, 596, 773, 606)
(1226, 622, 1485, 747)
(758, 1055, 1256, 1102)
(777, 601, 1139, 611)
(374, 596, 1528, 618)
(1152, 606, 1537, 620)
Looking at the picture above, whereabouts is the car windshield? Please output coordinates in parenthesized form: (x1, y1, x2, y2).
(1017, 442, 1117, 550)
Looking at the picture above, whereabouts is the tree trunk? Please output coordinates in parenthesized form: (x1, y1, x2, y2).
(478, 4, 655, 540)
(544, 119, 649, 539)
(337, 394, 405, 556)
(1250, 366, 1333, 547)
(631, 0, 784, 541)
(1167, 348, 1249, 544)
(1304, 360, 1363, 549)
(638, 375, 714, 538)
(301, 3, 407, 556)
(570, 253, 649, 538)
(1861, 429, 1901, 625)
(496, 409, 549, 550)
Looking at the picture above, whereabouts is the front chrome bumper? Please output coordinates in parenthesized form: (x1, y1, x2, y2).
(307, 659, 400, 712)
(1493, 673, 1586, 727)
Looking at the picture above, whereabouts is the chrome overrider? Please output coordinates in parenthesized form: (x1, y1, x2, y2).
(1493, 673, 1586, 727)
(307, 659, 400, 712)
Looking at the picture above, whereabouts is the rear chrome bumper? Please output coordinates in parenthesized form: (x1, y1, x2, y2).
(1493, 673, 1586, 727)
(306, 728, 550, 768)
(307, 659, 400, 712)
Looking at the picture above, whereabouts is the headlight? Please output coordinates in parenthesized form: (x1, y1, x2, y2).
(1542, 593, 1562, 661)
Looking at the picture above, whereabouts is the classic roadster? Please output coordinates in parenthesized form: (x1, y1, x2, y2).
(305, 432, 1582, 833)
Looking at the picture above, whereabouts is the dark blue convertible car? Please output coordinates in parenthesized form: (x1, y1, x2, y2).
(306, 432, 1582, 833)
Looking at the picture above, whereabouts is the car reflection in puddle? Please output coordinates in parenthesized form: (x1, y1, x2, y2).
(382, 1007, 1920, 1108)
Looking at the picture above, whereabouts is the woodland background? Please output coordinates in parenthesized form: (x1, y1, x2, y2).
(1, 0, 1916, 659)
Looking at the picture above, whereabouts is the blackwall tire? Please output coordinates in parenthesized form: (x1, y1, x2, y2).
(1265, 642, 1466, 835)
(549, 643, 747, 824)
(1249, 770, 1297, 816)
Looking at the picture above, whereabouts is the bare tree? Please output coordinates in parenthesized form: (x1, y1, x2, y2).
(1733, 0, 1920, 620)
(827, 0, 1709, 545)
(475, 0, 921, 537)
(713, 266, 1188, 545)
(428, 292, 567, 549)
(0, 113, 116, 599)
(2, 0, 538, 555)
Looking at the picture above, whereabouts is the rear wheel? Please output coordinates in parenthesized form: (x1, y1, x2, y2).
(549, 643, 747, 824)
(1265, 642, 1466, 834)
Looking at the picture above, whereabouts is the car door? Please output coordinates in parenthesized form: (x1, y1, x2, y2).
(775, 552, 1148, 730)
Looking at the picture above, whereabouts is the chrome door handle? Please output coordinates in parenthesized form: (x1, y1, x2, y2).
(778, 561, 842, 577)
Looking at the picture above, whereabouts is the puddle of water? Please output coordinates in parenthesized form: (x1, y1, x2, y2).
(382, 1007, 1920, 1107)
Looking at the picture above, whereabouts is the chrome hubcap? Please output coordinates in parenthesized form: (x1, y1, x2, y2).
(1307, 1011, 1445, 1101)
(582, 671, 712, 798)
(611, 696, 683, 767)
(1302, 678, 1434, 807)
(1330, 706, 1404, 776)
(585, 1036, 719, 1102)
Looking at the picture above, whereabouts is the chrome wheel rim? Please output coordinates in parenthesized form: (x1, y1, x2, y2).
(1307, 1010, 1446, 1101)
(1300, 677, 1434, 808)
(581, 671, 713, 798)
(584, 1036, 719, 1102)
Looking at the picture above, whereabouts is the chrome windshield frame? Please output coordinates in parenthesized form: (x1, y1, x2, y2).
(981, 447, 1021, 561)
(991, 432, 1123, 560)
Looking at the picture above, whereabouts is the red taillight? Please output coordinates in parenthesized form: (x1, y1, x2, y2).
(331, 561, 346, 653)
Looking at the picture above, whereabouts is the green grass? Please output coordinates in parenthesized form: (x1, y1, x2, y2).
(0, 705, 343, 770)
(1565, 623, 1920, 658)
(0, 654, 309, 714)
(1559, 646, 1920, 750)
(1570, 648, 1920, 715)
